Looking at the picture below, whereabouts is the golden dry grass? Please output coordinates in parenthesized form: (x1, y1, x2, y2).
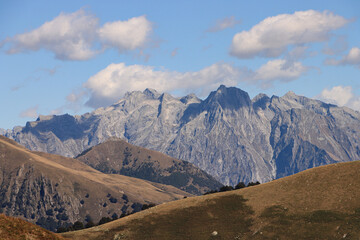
(62, 161, 360, 240)
(0, 214, 66, 240)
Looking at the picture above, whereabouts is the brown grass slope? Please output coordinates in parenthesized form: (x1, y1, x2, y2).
(0, 214, 65, 240)
(0, 135, 191, 231)
(75, 138, 222, 195)
(62, 161, 360, 240)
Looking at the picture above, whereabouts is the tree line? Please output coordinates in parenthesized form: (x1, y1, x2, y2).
(56, 203, 156, 233)
(203, 181, 260, 195)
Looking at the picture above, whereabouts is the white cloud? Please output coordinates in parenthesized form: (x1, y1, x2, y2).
(2, 9, 152, 60)
(98, 16, 152, 53)
(83, 60, 310, 108)
(19, 106, 39, 118)
(318, 86, 360, 111)
(84, 62, 245, 108)
(344, 47, 360, 65)
(66, 90, 87, 103)
(206, 16, 241, 32)
(251, 59, 309, 88)
(230, 10, 349, 58)
(325, 47, 360, 68)
(5, 9, 98, 60)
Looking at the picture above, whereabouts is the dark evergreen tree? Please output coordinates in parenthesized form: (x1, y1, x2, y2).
(247, 181, 260, 187)
(72, 221, 84, 230)
(85, 220, 95, 228)
(219, 185, 234, 192)
(98, 217, 112, 225)
(235, 182, 246, 189)
(111, 213, 118, 220)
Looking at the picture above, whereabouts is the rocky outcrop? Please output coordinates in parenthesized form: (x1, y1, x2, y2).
(3, 86, 360, 185)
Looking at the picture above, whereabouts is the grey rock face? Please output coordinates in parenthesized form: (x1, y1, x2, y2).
(4, 85, 360, 185)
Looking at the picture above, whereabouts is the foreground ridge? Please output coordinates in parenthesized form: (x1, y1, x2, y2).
(62, 161, 360, 240)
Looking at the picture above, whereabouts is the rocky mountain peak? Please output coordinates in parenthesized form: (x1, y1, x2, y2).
(180, 93, 201, 105)
(204, 85, 251, 110)
(143, 88, 161, 99)
(252, 93, 270, 110)
(283, 90, 297, 98)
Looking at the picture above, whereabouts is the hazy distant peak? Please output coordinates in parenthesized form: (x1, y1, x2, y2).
(180, 93, 201, 104)
(282, 91, 303, 100)
(205, 85, 251, 109)
(143, 88, 161, 99)
(252, 93, 270, 110)
(252, 93, 269, 102)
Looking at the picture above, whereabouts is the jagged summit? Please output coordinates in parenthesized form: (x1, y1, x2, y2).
(143, 88, 160, 99)
(180, 93, 201, 105)
(252, 93, 271, 110)
(204, 85, 251, 110)
(283, 90, 297, 98)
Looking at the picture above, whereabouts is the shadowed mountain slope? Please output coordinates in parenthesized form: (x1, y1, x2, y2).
(0, 136, 191, 232)
(62, 160, 360, 240)
(76, 138, 222, 195)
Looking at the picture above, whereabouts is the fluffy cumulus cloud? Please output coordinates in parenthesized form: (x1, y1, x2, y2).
(319, 86, 360, 111)
(206, 16, 241, 33)
(19, 106, 39, 118)
(4, 9, 98, 60)
(2, 9, 152, 60)
(251, 59, 309, 88)
(325, 47, 360, 68)
(83, 60, 310, 108)
(84, 63, 244, 108)
(98, 16, 152, 53)
(230, 10, 349, 58)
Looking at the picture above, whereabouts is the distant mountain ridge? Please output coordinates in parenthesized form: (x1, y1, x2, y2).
(3, 85, 360, 185)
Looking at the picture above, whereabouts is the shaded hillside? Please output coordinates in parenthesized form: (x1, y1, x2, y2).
(4, 86, 360, 185)
(76, 138, 222, 195)
(0, 136, 190, 232)
(62, 161, 360, 240)
(0, 214, 65, 240)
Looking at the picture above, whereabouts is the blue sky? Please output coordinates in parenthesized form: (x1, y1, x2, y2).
(1, 0, 360, 129)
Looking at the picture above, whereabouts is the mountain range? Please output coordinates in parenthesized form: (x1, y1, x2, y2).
(0, 135, 190, 231)
(2, 85, 360, 185)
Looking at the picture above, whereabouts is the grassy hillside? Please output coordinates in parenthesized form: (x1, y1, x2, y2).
(0, 214, 65, 240)
(62, 161, 360, 240)
(76, 138, 222, 195)
(0, 136, 191, 232)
